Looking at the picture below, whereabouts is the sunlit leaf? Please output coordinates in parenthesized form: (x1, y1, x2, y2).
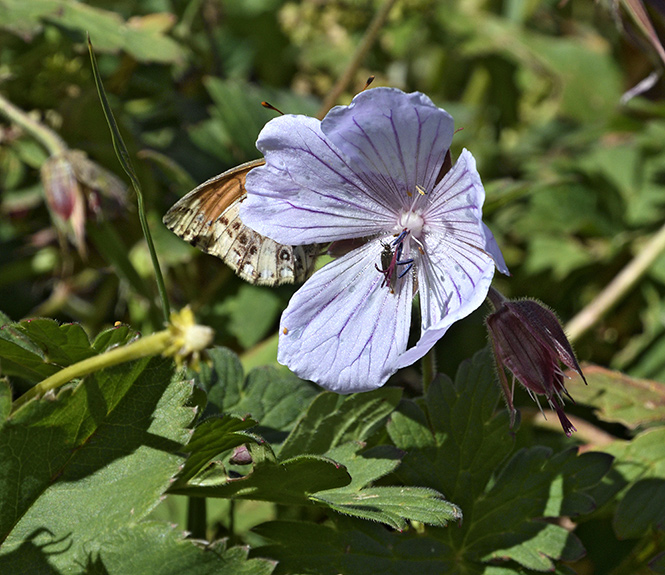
(279, 387, 402, 459)
(0, 0, 185, 63)
(0, 357, 193, 570)
(566, 365, 665, 429)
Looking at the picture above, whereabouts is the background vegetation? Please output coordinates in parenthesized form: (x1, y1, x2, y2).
(1, 0, 665, 573)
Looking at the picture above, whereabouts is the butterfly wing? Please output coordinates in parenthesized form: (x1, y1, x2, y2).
(163, 159, 319, 286)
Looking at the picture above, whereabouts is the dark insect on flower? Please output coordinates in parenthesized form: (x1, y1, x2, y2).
(375, 229, 414, 292)
(486, 290, 587, 436)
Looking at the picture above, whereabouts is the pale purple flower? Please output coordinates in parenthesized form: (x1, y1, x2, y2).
(241, 88, 508, 393)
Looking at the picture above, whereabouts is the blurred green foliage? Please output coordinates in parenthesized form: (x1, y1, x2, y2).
(2, 0, 665, 573)
(2, 0, 665, 378)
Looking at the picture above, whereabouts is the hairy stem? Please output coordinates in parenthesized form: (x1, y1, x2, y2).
(11, 330, 171, 413)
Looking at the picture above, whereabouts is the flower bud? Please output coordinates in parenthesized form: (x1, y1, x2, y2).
(164, 306, 214, 370)
(486, 292, 586, 436)
(40, 150, 127, 257)
(41, 153, 87, 256)
(229, 445, 253, 465)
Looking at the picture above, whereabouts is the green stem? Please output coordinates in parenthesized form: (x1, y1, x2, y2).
(135, 177, 171, 323)
(0, 92, 67, 155)
(229, 499, 236, 537)
(565, 219, 665, 343)
(421, 347, 436, 395)
(186, 497, 207, 539)
(87, 36, 171, 323)
(11, 330, 171, 413)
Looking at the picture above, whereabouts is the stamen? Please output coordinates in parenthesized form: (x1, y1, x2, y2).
(392, 229, 408, 246)
(261, 101, 285, 116)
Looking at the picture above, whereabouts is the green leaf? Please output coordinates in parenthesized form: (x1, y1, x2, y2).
(565, 365, 665, 429)
(170, 444, 351, 505)
(88, 36, 170, 322)
(0, 0, 186, 64)
(0, 321, 59, 383)
(384, 349, 612, 573)
(524, 34, 622, 122)
(89, 522, 275, 575)
(254, 517, 458, 575)
(91, 323, 140, 353)
(0, 318, 140, 385)
(525, 235, 594, 279)
(0, 318, 104, 385)
(470, 447, 608, 569)
(172, 414, 259, 488)
(388, 351, 514, 507)
(0, 521, 275, 575)
(0, 379, 11, 423)
(192, 78, 320, 164)
(87, 221, 163, 327)
(279, 387, 402, 459)
(191, 347, 319, 440)
(14, 318, 96, 365)
(323, 443, 402, 490)
(0, 357, 193, 571)
(606, 428, 665, 484)
(311, 486, 461, 531)
(215, 285, 282, 348)
(614, 478, 665, 539)
(311, 441, 459, 530)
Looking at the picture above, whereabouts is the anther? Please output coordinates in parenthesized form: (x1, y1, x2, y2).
(261, 101, 285, 116)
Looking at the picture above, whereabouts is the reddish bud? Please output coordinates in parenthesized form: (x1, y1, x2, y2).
(40, 150, 127, 257)
(229, 444, 252, 465)
(41, 154, 87, 256)
(486, 294, 586, 437)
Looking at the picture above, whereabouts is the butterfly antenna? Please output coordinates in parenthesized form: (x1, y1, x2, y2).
(261, 101, 285, 116)
(362, 75, 375, 91)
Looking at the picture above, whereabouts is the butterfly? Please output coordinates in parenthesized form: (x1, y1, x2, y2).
(163, 158, 320, 286)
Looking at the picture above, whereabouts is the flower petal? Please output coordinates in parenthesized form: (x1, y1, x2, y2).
(241, 115, 395, 245)
(278, 240, 413, 393)
(322, 88, 454, 200)
(482, 223, 510, 276)
(395, 250, 495, 369)
(394, 150, 498, 367)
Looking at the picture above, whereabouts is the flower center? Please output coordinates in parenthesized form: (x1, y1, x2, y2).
(396, 211, 424, 238)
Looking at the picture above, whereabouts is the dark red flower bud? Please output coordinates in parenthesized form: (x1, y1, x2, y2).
(486, 291, 586, 436)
